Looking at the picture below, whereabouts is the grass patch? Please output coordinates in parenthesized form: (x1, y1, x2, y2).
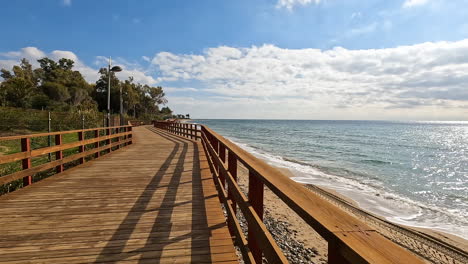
(0, 129, 112, 195)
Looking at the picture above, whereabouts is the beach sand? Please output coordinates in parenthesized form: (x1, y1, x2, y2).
(235, 162, 467, 264)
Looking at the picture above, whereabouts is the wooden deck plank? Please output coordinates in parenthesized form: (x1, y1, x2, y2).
(0, 126, 238, 263)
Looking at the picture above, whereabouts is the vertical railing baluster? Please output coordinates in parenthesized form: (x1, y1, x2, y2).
(128, 126, 133, 144)
(123, 126, 127, 145)
(55, 134, 63, 173)
(248, 169, 264, 263)
(212, 134, 219, 175)
(227, 151, 237, 230)
(94, 129, 100, 158)
(106, 127, 111, 153)
(194, 124, 197, 140)
(78, 130, 85, 164)
(328, 242, 351, 264)
(21, 137, 32, 186)
(190, 124, 194, 140)
(219, 143, 226, 187)
(116, 127, 121, 150)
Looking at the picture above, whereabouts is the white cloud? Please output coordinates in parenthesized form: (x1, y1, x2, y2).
(164, 87, 198, 93)
(3, 41, 468, 120)
(403, 0, 429, 8)
(151, 39, 468, 120)
(0, 47, 46, 69)
(63, 0, 72, 6)
(0, 47, 157, 85)
(276, 0, 321, 10)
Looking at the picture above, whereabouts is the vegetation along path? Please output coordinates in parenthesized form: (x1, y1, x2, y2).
(0, 126, 238, 263)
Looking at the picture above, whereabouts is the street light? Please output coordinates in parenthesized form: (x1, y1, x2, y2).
(107, 57, 122, 127)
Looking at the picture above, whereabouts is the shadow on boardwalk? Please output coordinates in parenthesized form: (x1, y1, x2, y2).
(94, 128, 216, 263)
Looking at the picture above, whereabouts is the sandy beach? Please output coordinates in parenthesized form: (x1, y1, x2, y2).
(235, 162, 468, 264)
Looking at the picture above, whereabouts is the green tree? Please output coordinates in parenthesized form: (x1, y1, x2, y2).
(36, 58, 94, 110)
(93, 67, 121, 113)
(121, 77, 140, 117)
(0, 59, 39, 108)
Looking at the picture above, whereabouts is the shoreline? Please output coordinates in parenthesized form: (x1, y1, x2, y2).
(235, 162, 467, 263)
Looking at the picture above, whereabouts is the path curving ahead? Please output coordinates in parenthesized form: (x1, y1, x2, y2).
(0, 126, 238, 263)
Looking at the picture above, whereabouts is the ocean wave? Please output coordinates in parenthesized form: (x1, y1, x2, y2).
(360, 159, 392, 165)
(225, 136, 468, 239)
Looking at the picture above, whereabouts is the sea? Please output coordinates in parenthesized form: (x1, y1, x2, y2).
(194, 119, 468, 240)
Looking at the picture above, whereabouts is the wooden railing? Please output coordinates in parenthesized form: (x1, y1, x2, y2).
(0, 125, 133, 188)
(153, 121, 425, 264)
(153, 121, 200, 140)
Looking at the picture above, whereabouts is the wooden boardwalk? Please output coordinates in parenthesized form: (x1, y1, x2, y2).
(0, 126, 238, 264)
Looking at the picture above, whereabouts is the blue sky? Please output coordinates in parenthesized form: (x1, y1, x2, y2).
(1, 0, 468, 120)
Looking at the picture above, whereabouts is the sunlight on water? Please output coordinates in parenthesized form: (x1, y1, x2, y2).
(196, 119, 468, 239)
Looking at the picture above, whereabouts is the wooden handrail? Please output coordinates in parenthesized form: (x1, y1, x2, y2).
(0, 125, 130, 141)
(153, 121, 425, 264)
(0, 125, 133, 189)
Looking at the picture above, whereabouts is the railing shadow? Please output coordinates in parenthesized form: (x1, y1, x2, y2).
(93, 127, 215, 263)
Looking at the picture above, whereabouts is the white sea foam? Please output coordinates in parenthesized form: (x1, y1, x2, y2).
(226, 136, 468, 240)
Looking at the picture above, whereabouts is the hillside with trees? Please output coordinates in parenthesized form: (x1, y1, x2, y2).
(0, 57, 173, 123)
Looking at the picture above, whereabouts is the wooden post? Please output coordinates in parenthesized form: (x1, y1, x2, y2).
(227, 151, 237, 235)
(116, 127, 121, 150)
(328, 241, 352, 264)
(219, 144, 226, 187)
(55, 134, 63, 173)
(78, 131, 85, 164)
(48, 111, 52, 162)
(21, 138, 32, 186)
(248, 169, 264, 264)
(128, 126, 133, 144)
(94, 129, 100, 158)
(122, 127, 127, 146)
(212, 134, 219, 175)
(106, 128, 111, 153)
(190, 124, 194, 140)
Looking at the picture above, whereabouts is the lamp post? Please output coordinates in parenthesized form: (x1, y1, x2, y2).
(106, 57, 122, 127)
